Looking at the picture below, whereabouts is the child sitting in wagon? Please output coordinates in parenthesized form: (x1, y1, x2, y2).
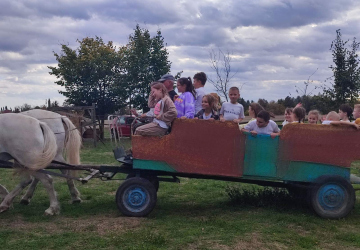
(307, 110, 321, 124)
(321, 111, 360, 129)
(219, 87, 244, 123)
(322, 111, 340, 125)
(135, 82, 177, 136)
(241, 110, 280, 139)
(194, 94, 219, 120)
(291, 106, 306, 124)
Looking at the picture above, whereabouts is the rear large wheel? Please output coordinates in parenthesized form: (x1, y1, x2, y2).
(116, 177, 157, 217)
(126, 173, 159, 192)
(310, 176, 355, 219)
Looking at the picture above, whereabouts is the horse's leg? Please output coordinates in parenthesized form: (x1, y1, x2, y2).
(31, 171, 60, 216)
(60, 169, 82, 203)
(0, 173, 33, 213)
(20, 178, 40, 205)
(0, 185, 9, 202)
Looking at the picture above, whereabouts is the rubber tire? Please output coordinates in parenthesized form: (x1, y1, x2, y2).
(126, 174, 159, 192)
(310, 175, 355, 219)
(116, 177, 157, 217)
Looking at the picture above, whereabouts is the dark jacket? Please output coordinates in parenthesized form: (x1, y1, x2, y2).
(195, 109, 219, 120)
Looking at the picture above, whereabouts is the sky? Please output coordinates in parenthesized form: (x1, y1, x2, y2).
(1, 0, 360, 109)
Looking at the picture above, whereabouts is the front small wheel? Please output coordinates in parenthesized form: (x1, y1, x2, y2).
(116, 177, 157, 217)
(310, 176, 355, 219)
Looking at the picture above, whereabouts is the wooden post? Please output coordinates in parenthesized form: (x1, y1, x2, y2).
(92, 103, 96, 147)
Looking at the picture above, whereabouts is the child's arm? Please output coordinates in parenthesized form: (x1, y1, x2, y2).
(241, 121, 254, 135)
(329, 121, 360, 129)
(219, 105, 225, 122)
(270, 132, 280, 139)
(182, 93, 195, 119)
(241, 128, 257, 136)
(233, 118, 243, 123)
(157, 98, 177, 122)
(234, 105, 245, 123)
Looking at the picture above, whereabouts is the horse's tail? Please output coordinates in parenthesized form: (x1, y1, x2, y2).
(30, 121, 58, 170)
(62, 116, 82, 165)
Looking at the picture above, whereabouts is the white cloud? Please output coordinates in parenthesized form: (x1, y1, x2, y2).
(0, 0, 360, 109)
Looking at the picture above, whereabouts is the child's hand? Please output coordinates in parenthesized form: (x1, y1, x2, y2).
(130, 109, 139, 116)
(156, 114, 161, 119)
(194, 117, 198, 120)
(180, 116, 187, 119)
(233, 118, 242, 123)
(140, 113, 147, 118)
(270, 133, 279, 139)
(220, 118, 226, 122)
(174, 95, 179, 100)
(208, 118, 215, 121)
(250, 131, 258, 137)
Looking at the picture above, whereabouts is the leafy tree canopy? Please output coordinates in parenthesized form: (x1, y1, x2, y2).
(48, 36, 126, 118)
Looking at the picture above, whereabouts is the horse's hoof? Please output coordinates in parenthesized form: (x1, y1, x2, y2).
(72, 198, 82, 204)
(0, 206, 9, 213)
(44, 207, 60, 216)
(20, 199, 30, 205)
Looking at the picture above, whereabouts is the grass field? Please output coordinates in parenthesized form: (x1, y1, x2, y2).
(1, 138, 360, 249)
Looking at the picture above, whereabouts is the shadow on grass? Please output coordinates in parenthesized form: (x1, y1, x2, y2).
(153, 186, 312, 220)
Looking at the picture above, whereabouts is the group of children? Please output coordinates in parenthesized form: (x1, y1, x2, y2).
(133, 71, 360, 137)
(283, 104, 360, 126)
(134, 72, 246, 136)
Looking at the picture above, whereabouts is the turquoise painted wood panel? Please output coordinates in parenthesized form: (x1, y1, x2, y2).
(243, 133, 279, 177)
(283, 161, 350, 182)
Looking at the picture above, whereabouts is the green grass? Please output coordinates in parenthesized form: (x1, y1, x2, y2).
(1, 138, 360, 249)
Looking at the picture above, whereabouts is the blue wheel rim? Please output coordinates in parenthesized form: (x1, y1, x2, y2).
(123, 185, 150, 213)
(317, 183, 346, 211)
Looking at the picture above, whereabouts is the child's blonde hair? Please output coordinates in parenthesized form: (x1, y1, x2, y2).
(151, 82, 168, 98)
(202, 94, 217, 112)
(308, 110, 321, 123)
(209, 92, 221, 109)
(326, 111, 340, 121)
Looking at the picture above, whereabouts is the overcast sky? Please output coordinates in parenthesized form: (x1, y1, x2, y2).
(1, 0, 360, 109)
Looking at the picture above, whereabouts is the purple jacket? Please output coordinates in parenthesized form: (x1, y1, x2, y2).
(174, 92, 195, 118)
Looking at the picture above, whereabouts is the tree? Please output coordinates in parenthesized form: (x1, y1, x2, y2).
(20, 103, 32, 112)
(324, 29, 360, 106)
(208, 48, 243, 102)
(267, 101, 285, 115)
(258, 98, 269, 109)
(122, 25, 171, 112)
(49, 36, 126, 138)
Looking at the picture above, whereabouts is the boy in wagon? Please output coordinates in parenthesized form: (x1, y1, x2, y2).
(242, 110, 280, 139)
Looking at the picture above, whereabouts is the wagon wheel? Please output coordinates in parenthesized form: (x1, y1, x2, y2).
(310, 175, 355, 219)
(126, 174, 159, 192)
(116, 177, 157, 217)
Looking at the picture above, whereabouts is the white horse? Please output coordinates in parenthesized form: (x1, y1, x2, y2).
(0, 113, 59, 215)
(20, 109, 82, 204)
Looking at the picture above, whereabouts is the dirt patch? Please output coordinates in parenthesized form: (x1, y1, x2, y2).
(3, 214, 144, 235)
(286, 224, 308, 237)
(208, 232, 288, 250)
